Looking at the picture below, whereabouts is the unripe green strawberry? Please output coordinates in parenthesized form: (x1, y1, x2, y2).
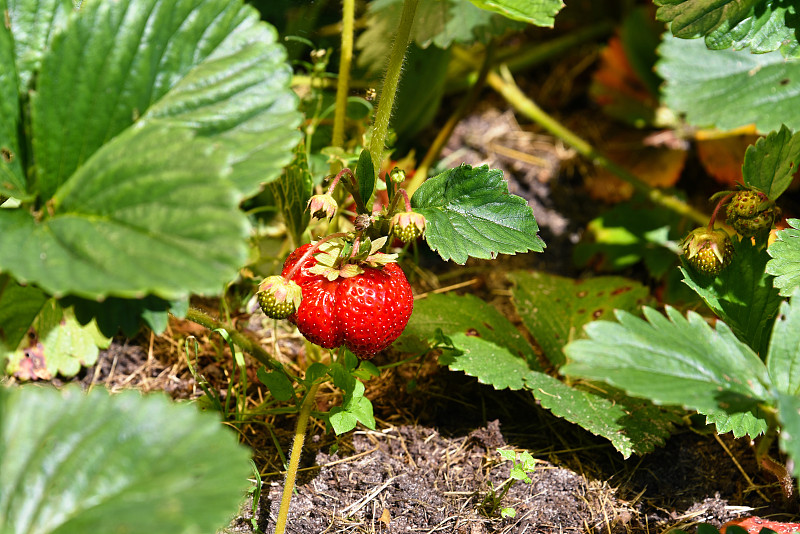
(682, 227, 734, 276)
(257, 276, 303, 320)
(726, 190, 777, 237)
(726, 190, 766, 219)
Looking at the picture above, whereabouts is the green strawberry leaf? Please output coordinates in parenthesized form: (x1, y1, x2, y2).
(508, 270, 649, 367)
(356, 148, 375, 209)
(395, 292, 541, 369)
(329, 380, 375, 434)
(4, 303, 108, 380)
(257, 368, 295, 402)
(657, 34, 800, 132)
(702, 407, 769, 440)
(562, 306, 772, 415)
(680, 237, 782, 356)
(526, 373, 680, 458)
(0, 275, 48, 352)
(270, 141, 313, 248)
(32, 0, 300, 200)
(439, 333, 534, 390)
(0, 385, 251, 534)
(0, 16, 25, 200)
(742, 126, 800, 200)
(0, 126, 249, 300)
(766, 294, 800, 396)
(466, 0, 564, 25)
(4, 0, 75, 93)
(411, 164, 545, 264)
(655, 0, 800, 57)
(400, 292, 675, 457)
(441, 334, 678, 457)
(777, 392, 800, 480)
(767, 219, 800, 297)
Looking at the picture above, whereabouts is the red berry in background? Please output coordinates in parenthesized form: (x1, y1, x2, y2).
(721, 516, 800, 533)
(281, 243, 414, 359)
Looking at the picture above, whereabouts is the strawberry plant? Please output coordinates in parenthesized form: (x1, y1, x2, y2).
(3, 0, 800, 531)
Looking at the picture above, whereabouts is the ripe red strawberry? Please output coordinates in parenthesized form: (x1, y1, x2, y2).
(281, 243, 414, 359)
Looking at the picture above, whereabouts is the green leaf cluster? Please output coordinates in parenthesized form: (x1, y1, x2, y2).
(680, 237, 782, 357)
(0, 0, 301, 352)
(398, 272, 680, 458)
(327, 352, 376, 434)
(656, 0, 800, 58)
(742, 126, 800, 200)
(563, 290, 800, 456)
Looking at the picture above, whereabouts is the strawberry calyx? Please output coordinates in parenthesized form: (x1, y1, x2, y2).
(307, 235, 398, 281)
(257, 276, 303, 319)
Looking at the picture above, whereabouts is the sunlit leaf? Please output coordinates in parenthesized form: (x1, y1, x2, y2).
(655, 0, 800, 57)
(563, 306, 772, 414)
(741, 126, 800, 201)
(411, 164, 544, 264)
(0, 126, 249, 300)
(657, 34, 800, 132)
(767, 219, 800, 297)
(0, 385, 251, 534)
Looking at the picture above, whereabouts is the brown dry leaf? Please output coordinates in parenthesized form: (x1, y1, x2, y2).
(585, 130, 687, 203)
(695, 127, 759, 186)
(590, 35, 656, 126)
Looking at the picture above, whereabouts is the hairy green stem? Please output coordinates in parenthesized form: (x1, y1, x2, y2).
(274, 381, 320, 534)
(486, 65, 708, 226)
(183, 307, 280, 371)
(367, 0, 419, 181)
(331, 0, 355, 150)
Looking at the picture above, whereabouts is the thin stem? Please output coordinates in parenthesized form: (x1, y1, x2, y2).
(274, 381, 321, 534)
(367, 0, 419, 181)
(331, 0, 355, 150)
(486, 64, 708, 226)
(183, 307, 280, 372)
(708, 192, 734, 230)
(446, 22, 613, 94)
(387, 187, 412, 216)
(407, 42, 495, 196)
